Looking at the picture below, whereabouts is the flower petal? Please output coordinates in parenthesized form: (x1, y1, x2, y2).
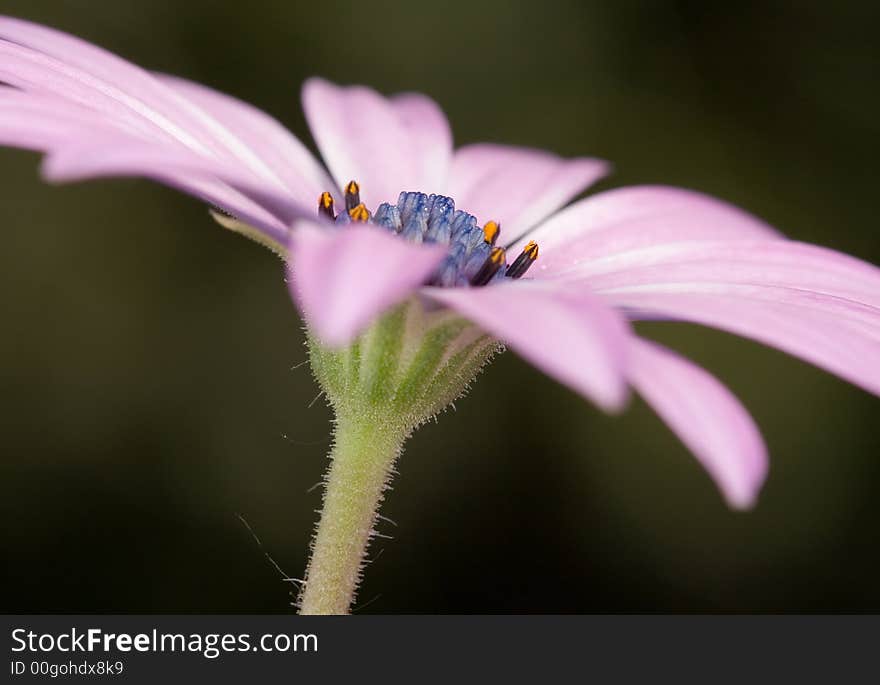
(445, 143, 608, 244)
(0, 89, 290, 240)
(389, 92, 453, 192)
(155, 73, 333, 206)
(301, 78, 453, 209)
(514, 186, 781, 276)
(605, 288, 880, 398)
(579, 240, 880, 309)
(0, 17, 329, 242)
(585, 240, 880, 396)
(628, 338, 768, 509)
(0, 15, 191, 118)
(0, 34, 232, 162)
(0, 88, 123, 148)
(0, 16, 322, 191)
(424, 281, 630, 412)
(0, 17, 331, 203)
(40, 136, 305, 243)
(289, 221, 446, 347)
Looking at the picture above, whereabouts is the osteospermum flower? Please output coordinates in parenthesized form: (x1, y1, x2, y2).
(2, 15, 879, 614)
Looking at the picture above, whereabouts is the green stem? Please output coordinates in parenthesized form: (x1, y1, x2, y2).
(299, 299, 499, 614)
(298, 413, 407, 615)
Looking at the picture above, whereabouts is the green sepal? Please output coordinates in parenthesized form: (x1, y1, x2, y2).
(307, 297, 499, 432)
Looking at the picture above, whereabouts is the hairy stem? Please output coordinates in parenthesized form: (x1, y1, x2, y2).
(299, 299, 499, 614)
(298, 413, 407, 615)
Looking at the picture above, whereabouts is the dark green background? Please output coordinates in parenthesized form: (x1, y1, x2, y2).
(1, 0, 878, 612)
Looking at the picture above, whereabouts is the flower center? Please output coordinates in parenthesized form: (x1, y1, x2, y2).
(318, 181, 538, 287)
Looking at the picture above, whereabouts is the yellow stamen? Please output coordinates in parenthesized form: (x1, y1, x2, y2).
(348, 202, 371, 222)
(318, 191, 336, 219)
(482, 220, 500, 245)
(505, 240, 539, 279)
(469, 246, 507, 286)
(344, 180, 361, 212)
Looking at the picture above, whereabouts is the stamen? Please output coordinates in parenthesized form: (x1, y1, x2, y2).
(505, 241, 539, 279)
(470, 246, 506, 286)
(345, 180, 361, 211)
(482, 221, 500, 246)
(348, 202, 371, 222)
(318, 191, 336, 220)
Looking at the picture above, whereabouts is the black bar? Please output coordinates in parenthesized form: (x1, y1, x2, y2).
(2, 615, 876, 683)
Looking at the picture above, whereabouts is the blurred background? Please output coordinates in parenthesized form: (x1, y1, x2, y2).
(1, 0, 879, 613)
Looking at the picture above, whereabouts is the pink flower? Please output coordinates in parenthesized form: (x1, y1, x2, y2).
(2, 15, 878, 511)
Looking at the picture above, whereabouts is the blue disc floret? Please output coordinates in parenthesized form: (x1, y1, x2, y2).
(320, 182, 539, 287)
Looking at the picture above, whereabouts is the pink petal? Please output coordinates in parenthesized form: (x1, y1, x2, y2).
(424, 281, 630, 412)
(40, 136, 292, 242)
(445, 143, 608, 244)
(301, 78, 453, 209)
(0, 89, 126, 149)
(583, 240, 880, 396)
(0, 17, 332, 242)
(0, 16, 190, 113)
(0, 89, 288, 236)
(0, 17, 261, 161)
(605, 288, 880, 398)
(0, 36, 213, 152)
(513, 186, 781, 276)
(155, 73, 333, 207)
(389, 92, 453, 192)
(40, 133, 318, 227)
(577, 241, 880, 309)
(628, 338, 768, 509)
(0, 18, 326, 203)
(0, 92, 287, 237)
(289, 221, 447, 347)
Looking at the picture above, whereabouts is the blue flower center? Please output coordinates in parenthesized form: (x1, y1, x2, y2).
(319, 181, 538, 288)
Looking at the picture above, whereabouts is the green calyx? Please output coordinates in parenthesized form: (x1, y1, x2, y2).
(307, 297, 501, 434)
